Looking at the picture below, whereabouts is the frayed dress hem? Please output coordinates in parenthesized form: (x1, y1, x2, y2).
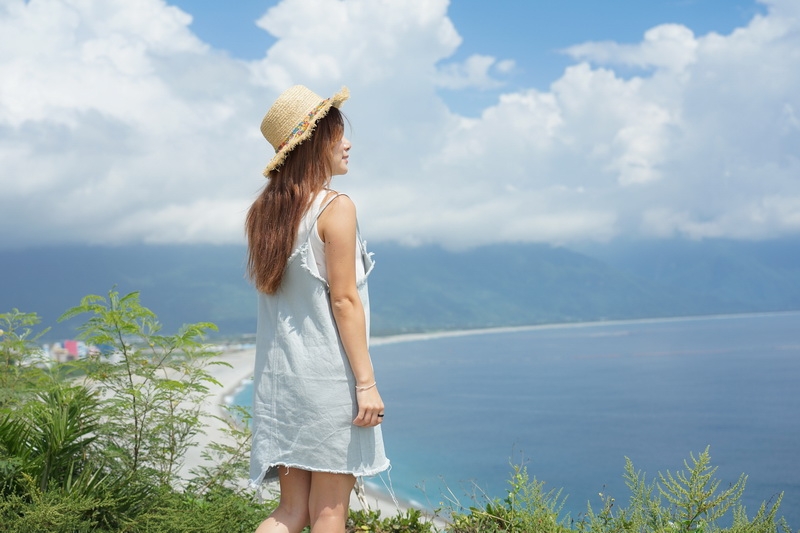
(249, 460, 391, 489)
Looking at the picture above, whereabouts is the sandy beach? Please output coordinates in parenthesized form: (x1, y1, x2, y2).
(183, 347, 416, 519)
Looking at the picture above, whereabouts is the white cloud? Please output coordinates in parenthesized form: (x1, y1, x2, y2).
(642, 193, 800, 240)
(435, 54, 514, 90)
(565, 24, 699, 73)
(250, 0, 460, 90)
(0, 0, 263, 248)
(0, 0, 798, 250)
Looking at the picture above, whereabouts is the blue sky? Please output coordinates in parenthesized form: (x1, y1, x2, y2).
(174, 0, 767, 113)
(0, 0, 798, 249)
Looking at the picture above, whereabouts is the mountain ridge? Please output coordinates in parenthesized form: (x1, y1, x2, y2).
(1, 239, 798, 340)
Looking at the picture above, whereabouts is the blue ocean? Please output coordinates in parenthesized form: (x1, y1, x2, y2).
(235, 312, 800, 526)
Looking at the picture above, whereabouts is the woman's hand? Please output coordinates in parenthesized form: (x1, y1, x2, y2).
(353, 386, 385, 427)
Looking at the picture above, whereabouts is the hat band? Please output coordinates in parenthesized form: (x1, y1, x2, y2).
(276, 98, 331, 152)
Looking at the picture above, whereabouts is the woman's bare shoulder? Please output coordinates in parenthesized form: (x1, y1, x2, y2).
(318, 192, 356, 241)
(324, 191, 355, 212)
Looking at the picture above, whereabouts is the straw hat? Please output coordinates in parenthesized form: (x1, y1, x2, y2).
(260, 85, 349, 175)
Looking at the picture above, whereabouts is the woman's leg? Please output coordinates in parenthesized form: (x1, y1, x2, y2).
(308, 472, 356, 533)
(255, 467, 312, 533)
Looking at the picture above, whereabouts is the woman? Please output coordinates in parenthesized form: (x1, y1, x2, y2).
(246, 85, 390, 533)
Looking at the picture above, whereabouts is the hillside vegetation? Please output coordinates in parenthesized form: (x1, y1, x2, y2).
(0, 295, 793, 532)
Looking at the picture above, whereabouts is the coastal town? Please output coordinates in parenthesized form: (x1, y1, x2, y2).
(7, 336, 256, 367)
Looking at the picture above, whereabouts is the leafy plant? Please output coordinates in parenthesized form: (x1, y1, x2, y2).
(188, 403, 253, 493)
(115, 485, 272, 533)
(445, 463, 571, 532)
(0, 291, 266, 531)
(0, 484, 104, 533)
(439, 450, 793, 533)
(658, 446, 745, 531)
(0, 309, 50, 409)
(0, 383, 100, 494)
(578, 448, 792, 533)
(347, 507, 436, 533)
(0, 381, 151, 531)
(59, 290, 222, 486)
(728, 494, 791, 533)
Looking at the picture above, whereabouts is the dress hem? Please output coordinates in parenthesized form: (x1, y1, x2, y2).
(249, 460, 391, 489)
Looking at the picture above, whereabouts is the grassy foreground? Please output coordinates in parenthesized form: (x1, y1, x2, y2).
(0, 291, 794, 532)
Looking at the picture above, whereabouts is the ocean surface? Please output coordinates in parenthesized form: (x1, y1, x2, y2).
(234, 312, 800, 526)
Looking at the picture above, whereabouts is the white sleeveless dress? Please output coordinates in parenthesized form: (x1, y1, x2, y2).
(249, 191, 390, 485)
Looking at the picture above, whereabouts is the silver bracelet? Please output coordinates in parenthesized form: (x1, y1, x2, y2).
(355, 382, 376, 391)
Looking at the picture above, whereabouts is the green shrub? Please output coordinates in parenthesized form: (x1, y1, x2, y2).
(439, 450, 793, 533)
(59, 289, 223, 487)
(445, 463, 571, 532)
(0, 381, 154, 531)
(118, 486, 273, 533)
(0, 483, 272, 533)
(0, 309, 51, 409)
(0, 384, 100, 494)
(0, 290, 262, 532)
(576, 447, 791, 533)
(0, 487, 102, 533)
(347, 507, 436, 532)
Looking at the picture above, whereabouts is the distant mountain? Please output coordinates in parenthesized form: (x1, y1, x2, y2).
(368, 243, 697, 334)
(0, 245, 254, 340)
(1, 239, 798, 341)
(575, 238, 800, 312)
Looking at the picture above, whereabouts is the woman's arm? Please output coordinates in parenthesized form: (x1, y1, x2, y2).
(318, 194, 384, 428)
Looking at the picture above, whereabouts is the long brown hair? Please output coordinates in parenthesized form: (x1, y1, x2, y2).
(246, 107, 345, 294)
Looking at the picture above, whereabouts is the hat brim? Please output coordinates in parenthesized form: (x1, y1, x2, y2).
(263, 86, 349, 176)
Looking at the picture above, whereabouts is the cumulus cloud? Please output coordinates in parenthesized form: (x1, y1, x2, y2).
(0, 0, 798, 249)
(435, 54, 515, 90)
(0, 0, 264, 248)
(565, 24, 699, 73)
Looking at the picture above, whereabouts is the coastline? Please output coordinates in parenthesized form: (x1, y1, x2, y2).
(200, 311, 800, 498)
(191, 310, 800, 525)
(180, 347, 255, 486)
(371, 309, 800, 347)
